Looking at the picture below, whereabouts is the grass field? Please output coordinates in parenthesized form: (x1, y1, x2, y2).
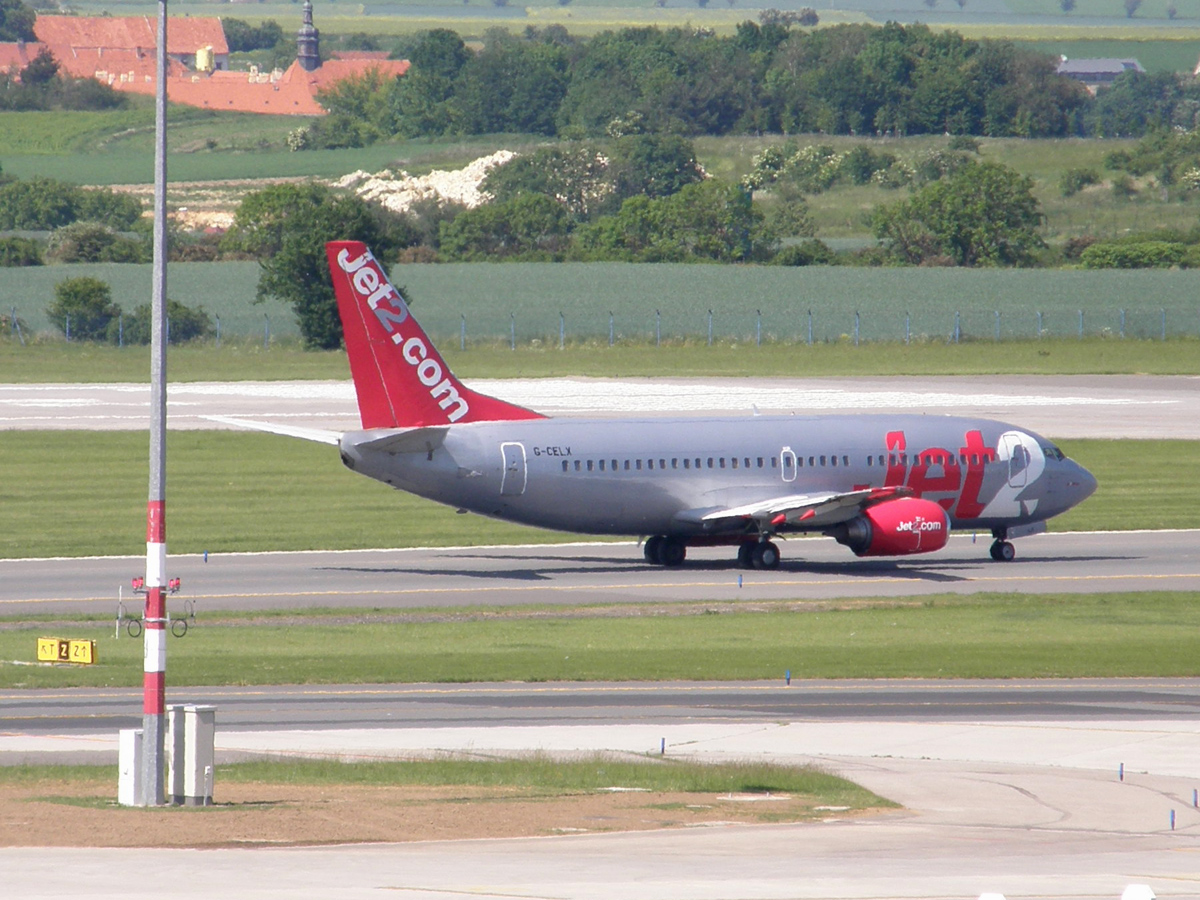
(1, 756, 888, 811)
(3, 335, 1200, 383)
(4, 592, 1199, 688)
(0, 433, 1190, 559)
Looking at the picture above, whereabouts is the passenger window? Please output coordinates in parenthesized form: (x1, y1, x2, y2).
(574, 460, 581, 472)
(660, 459, 666, 469)
(830, 456, 837, 467)
(586, 460, 594, 472)
(672, 459, 678, 469)
(757, 458, 764, 468)
(624, 460, 631, 470)
(719, 458, 726, 469)
(744, 458, 751, 468)
(771, 457, 778, 468)
(695, 458, 701, 469)
(598, 460, 604, 471)
(612, 460, 618, 471)
(648, 459, 654, 470)
(562, 460, 568, 472)
(683, 459, 690, 469)
(843, 456, 849, 467)
(707, 458, 714, 468)
(732, 458, 738, 469)
(635, 459, 642, 471)
(820, 455, 827, 466)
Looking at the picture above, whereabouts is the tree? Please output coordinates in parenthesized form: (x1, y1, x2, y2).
(438, 193, 573, 260)
(1124, 0, 1142, 16)
(21, 49, 59, 85)
(223, 183, 411, 349)
(574, 179, 768, 262)
(871, 161, 1043, 266)
(48, 277, 121, 341)
(1059, 0, 1075, 11)
(0, 0, 35, 42)
(0, 177, 142, 230)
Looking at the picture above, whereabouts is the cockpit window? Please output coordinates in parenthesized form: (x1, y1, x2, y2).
(1042, 445, 1065, 461)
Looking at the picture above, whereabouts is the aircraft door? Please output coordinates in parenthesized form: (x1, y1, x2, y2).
(999, 433, 1030, 488)
(500, 442, 528, 496)
(780, 447, 797, 483)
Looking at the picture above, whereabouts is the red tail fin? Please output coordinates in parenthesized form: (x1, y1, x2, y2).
(327, 241, 545, 429)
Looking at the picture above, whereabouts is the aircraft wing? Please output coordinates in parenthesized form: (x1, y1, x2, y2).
(676, 486, 913, 531)
(346, 426, 450, 455)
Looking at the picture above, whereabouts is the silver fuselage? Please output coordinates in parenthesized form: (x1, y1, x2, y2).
(339, 413, 1096, 538)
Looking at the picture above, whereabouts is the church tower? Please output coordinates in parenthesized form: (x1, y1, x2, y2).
(297, 0, 320, 72)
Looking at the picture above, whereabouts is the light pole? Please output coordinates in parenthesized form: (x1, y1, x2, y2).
(139, 0, 170, 807)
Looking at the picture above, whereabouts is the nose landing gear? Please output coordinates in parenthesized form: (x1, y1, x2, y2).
(989, 527, 1016, 561)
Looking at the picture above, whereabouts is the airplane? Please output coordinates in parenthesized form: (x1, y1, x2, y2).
(237, 239, 1098, 570)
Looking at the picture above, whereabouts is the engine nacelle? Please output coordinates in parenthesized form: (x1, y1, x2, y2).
(829, 497, 950, 557)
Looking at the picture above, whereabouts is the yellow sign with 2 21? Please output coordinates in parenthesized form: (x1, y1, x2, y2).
(36, 638, 97, 665)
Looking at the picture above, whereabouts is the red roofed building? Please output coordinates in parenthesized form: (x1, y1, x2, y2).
(1, 5, 407, 115)
(33, 14, 229, 74)
(0, 41, 47, 72)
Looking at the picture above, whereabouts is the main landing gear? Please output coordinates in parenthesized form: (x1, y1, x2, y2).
(643, 534, 687, 567)
(989, 528, 1016, 562)
(643, 535, 782, 569)
(737, 540, 780, 570)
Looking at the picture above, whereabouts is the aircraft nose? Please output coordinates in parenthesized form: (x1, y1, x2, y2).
(1065, 460, 1098, 506)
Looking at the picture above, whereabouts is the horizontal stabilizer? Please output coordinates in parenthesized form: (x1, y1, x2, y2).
(341, 426, 449, 455)
(201, 416, 340, 445)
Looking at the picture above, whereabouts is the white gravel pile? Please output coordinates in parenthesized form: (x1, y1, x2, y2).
(334, 150, 517, 213)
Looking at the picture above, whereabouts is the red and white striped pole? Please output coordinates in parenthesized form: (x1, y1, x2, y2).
(138, 0, 169, 807)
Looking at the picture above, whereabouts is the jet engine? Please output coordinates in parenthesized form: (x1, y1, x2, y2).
(827, 497, 950, 557)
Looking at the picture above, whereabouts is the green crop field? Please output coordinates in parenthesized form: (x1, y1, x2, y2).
(0, 433, 1191, 560)
(6, 260, 1200, 343)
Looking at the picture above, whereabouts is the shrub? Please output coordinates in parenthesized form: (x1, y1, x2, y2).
(1079, 240, 1185, 269)
(773, 239, 834, 266)
(45, 221, 147, 263)
(0, 235, 42, 266)
(1059, 167, 1101, 197)
(119, 299, 214, 345)
(47, 276, 121, 341)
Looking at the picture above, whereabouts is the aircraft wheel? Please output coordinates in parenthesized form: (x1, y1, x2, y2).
(660, 537, 687, 567)
(644, 535, 665, 565)
(752, 541, 781, 570)
(737, 542, 755, 569)
(990, 540, 1015, 562)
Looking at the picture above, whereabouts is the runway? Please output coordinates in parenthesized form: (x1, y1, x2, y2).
(0, 374, 1196, 438)
(2, 529, 1198, 616)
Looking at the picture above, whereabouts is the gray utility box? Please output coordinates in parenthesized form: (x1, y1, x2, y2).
(165, 704, 217, 806)
(117, 728, 143, 807)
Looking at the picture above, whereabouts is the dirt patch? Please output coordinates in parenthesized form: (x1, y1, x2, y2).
(0, 778, 854, 848)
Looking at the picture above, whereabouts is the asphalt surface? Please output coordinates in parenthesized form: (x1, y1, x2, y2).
(2, 374, 1197, 438)
(2, 530, 1197, 616)
(5, 679, 1200, 745)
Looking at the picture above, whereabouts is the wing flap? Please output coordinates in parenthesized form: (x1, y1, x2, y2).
(682, 486, 913, 531)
